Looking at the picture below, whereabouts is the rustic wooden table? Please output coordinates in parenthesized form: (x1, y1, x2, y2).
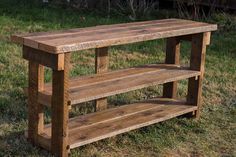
(12, 19, 217, 157)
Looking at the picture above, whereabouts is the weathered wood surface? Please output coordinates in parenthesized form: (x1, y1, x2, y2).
(51, 53, 70, 157)
(37, 98, 197, 149)
(28, 61, 44, 145)
(17, 19, 216, 156)
(187, 33, 208, 119)
(12, 19, 217, 54)
(25, 64, 200, 107)
(163, 37, 180, 98)
(23, 46, 65, 70)
(95, 47, 109, 111)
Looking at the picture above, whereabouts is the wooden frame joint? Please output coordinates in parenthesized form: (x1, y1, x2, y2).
(23, 46, 65, 70)
(179, 32, 211, 46)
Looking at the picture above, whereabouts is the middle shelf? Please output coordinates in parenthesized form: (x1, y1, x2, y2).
(34, 64, 200, 107)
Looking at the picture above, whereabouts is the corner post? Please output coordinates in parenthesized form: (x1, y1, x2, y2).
(95, 47, 109, 111)
(51, 53, 70, 157)
(28, 61, 45, 144)
(163, 37, 180, 98)
(187, 32, 209, 119)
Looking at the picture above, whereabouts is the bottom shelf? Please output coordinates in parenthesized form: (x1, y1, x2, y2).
(36, 98, 197, 150)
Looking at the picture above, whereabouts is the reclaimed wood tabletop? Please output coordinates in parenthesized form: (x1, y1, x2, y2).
(12, 18, 217, 53)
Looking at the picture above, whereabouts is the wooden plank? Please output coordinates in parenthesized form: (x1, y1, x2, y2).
(12, 19, 176, 42)
(36, 20, 193, 43)
(26, 64, 170, 107)
(187, 33, 208, 119)
(24, 20, 211, 44)
(28, 19, 183, 42)
(46, 64, 171, 91)
(95, 47, 109, 111)
(11, 19, 179, 44)
(33, 65, 200, 107)
(12, 19, 217, 53)
(23, 46, 65, 70)
(25, 64, 171, 107)
(33, 21, 196, 52)
(33, 64, 201, 107)
(50, 23, 216, 53)
(51, 53, 70, 157)
(28, 62, 44, 145)
(163, 37, 180, 98)
(44, 100, 167, 134)
(38, 98, 197, 149)
(39, 100, 163, 149)
(67, 66, 201, 105)
(13, 19, 182, 50)
(69, 103, 196, 148)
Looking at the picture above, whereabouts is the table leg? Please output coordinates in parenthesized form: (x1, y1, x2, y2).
(51, 53, 70, 157)
(28, 61, 44, 144)
(187, 32, 208, 119)
(163, 37, 180, 98)
(95, 47, 109, 111)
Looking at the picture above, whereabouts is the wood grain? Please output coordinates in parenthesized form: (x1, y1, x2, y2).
(28, 61, 44, 145)
(163, 37, 180, 98)
(23, 46, 64, 70)
(31, 64, 201, 107)
(18, 19, 216, 155)
(28, 20, 186, 42)
(187, 33, 208, 119)
(51, 53, 70, 157)
(12, 19, 217, 53)
(12, 19, 176, 42)
(37, 98, 197, 149)
(205, 32, 211, 45)
(95, 47, 109, 111)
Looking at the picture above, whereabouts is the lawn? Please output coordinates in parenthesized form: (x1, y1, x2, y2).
(0, 1, 235, 156)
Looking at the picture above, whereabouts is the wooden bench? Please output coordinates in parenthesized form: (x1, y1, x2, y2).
(11, 18, 217, 157)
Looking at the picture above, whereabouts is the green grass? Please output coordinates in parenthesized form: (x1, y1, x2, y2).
(0, 1, 236, 156)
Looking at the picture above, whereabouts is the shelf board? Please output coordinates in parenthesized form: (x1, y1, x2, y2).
(36, 98, 197, 151)
(31, 64, 200, 107)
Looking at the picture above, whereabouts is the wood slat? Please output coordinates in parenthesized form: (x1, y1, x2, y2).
(12, 19, 217, 53)
(31, 64, 200, 107)
(13, 19, 176, 41)
(28, 19, 182, 42)
(12, 19, 177, 46)
(37, 98, 197, 150)
(42, 23, 216, 53)
(37, 20, 193, 44)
